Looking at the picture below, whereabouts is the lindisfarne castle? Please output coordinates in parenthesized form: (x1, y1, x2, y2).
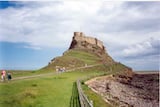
(69, 32, 105, 50)
(48, 32, 115, 67)
(69, 32, 106, 54)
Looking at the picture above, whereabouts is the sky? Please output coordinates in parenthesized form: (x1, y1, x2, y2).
(0, 1, 159, 70)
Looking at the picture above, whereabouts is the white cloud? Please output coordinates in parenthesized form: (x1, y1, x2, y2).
(122, 54, 159, 70)
(122, 37, 159, 57)
(0, 1, 159, 70)
(23, 45, 42, 50)
(0, 1, 103, 49)
(0, 1, 159, 49)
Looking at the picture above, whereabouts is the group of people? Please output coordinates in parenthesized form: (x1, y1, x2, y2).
(56, 66, 66, 73)
(1, 70, 12, 82)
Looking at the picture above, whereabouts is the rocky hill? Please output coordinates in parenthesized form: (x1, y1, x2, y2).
(68, 32, 114, 64)
(43, 32, 116, 70)
(41, 32, 159, 107)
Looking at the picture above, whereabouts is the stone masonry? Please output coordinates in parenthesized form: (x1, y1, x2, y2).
(74, 32, 104, 49)
(69, 32, 105, 50)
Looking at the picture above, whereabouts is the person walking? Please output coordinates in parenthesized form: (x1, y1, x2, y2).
(1, 71, 4, 81)
(1, 70, 6, 81)
(7, 72, 12, 81)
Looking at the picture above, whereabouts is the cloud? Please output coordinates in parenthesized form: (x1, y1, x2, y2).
(86, 2, 160, 33)
(122, 37, 159, 57)
(117, 37, 160, 70)
(0, 1, 103, 49)
(23, 45, 42, 50)
(0, 1, 159, 49)
(121, 54, 159, 70)
(0, 1, 159, 70)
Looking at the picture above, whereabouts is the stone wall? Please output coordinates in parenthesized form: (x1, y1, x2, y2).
(73, 32, 104, 49)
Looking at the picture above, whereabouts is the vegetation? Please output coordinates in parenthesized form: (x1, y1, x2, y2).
(64, 49, 101, 64)
(70, 82, 80, 107)
(0, 50, 129, 107)
(42, 49, 102, 70)
(7, 70, 37, 78)
(82, 84, 112, 107)
(0, 63, 127, 107)
(0, 69, 103, 107)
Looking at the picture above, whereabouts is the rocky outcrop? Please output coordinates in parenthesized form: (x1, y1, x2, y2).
(69, 32, 106, 55)
(85, 73, 159, 107)
(46, 32, 115, 69)
(69, 32, 114, 64)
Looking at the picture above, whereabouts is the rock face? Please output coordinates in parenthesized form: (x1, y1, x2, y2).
(69, 32, 106, 55)
(85, 73, 159, 107)
(69, 32, 114, 64)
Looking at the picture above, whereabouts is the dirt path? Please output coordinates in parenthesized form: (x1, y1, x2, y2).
(9, 64, 101, 81)
(12, 72, 56, 81)
(66, 64, 100, 72)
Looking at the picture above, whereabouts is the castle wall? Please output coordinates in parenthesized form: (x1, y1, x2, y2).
(97, 40, 103, 49)
(73, 32, 104, 49)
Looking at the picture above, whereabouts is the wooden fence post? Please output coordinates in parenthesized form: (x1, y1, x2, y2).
(76, 79, 94, 107)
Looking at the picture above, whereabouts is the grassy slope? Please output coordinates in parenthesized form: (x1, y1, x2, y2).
(82, 84, 112, 107)
(0, 69, 106, 107)
(43, 49, 102, 70)
(0, 64, 127, 107)
(64, 50, 101, 64)
(0, 50, 128, 107)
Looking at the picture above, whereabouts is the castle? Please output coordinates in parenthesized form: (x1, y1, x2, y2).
(69, 32, 105, 51)
(48, 32, 114, 68)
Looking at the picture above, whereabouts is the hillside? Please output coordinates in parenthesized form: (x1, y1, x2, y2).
(43, 32, 116, 71)
(41, 32, 159, 107)
(0, 32, 138, 107)
(43, 49, 102, 70)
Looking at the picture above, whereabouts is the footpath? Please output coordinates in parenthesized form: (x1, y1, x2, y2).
(11, 64, 101, 81)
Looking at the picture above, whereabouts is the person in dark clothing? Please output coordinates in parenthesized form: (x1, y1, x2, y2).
(7, 72, 12, 81)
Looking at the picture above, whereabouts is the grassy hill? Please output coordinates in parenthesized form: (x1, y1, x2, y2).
(42, 49, 107, 71)
(0, 63, 129, 107)
(0, 49, 132, 107)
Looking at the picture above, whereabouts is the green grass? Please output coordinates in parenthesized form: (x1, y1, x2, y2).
(42, 50, 102, 70)
(6, 69, 54, 78)
(7, 70, 37, 78)
(0, 63, 128, 107)
(64, 50, 101, 64)
(0, 74, 69, 107)
(82, 84, 112, 107)
(70, 82, 80, 107)
(0, 49, 130, 107)
(0, 67, 103, 107)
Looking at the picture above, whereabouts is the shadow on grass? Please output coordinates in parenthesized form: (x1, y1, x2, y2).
(69, 82, 80, 107)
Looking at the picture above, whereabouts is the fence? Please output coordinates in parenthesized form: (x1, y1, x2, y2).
(76, 79, 94, 107)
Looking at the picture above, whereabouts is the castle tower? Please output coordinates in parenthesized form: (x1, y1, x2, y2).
(74, 32, 81, 37)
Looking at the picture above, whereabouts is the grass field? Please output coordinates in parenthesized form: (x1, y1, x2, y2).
(0, 63, 127, 107)
(0, 67, 102, 107)
(70, 82, 80, 107)
(0, 49, 129, 107)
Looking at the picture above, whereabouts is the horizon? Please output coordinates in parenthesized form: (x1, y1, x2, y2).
(0, 1, 159, 71)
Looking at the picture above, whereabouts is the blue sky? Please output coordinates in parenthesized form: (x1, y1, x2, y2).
(0, 42, 65, 70)
(0, 1, 159, 70)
